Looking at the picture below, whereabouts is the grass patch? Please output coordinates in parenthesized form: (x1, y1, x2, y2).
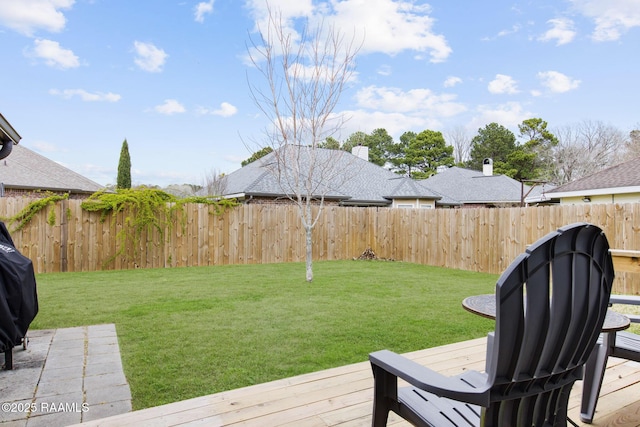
(31, 260, 497, 410)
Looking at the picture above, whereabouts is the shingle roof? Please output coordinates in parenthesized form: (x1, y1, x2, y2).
(222, 146, 455, 206)
(0, 144, 104, 194)
(420, 166, 538, 204)
(547, 157, 640, 194)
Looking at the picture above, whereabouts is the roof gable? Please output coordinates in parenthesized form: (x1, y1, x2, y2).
(548, 156, 640, 194)
(421, 166, 530, 204)
(223, 146, 444, 205)
(0, 145, 103, 194)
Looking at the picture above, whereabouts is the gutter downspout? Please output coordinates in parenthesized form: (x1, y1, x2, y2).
(0, 142, 13, 160)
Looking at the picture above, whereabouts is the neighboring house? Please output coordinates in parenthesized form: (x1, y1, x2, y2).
(0, 144, 103, 198)
(420, 161, 546, 208)
(221, 145, 459, 208)
(539, 157, 640, 205)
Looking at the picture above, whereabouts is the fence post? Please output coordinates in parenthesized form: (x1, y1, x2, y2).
(60, 198, 68, 272)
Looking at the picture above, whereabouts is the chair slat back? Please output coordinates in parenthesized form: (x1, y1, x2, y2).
(484, 223, 614, 425)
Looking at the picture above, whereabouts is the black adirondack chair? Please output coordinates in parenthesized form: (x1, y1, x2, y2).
(580, 294, 640, 423)
(369, 223, 615, 427)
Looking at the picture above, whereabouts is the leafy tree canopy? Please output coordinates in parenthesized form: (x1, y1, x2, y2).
(342, 131, 367, 151)
(388, 131, 416, 174)
(517, 118, 558, 181)
(340, 129, 394, 166)
(405, 130, 454, 179)
(518, 118, 558, 149)
(319, 136, 341, 149)
(242, 146, 274, 166)
(467, 119, 558, 181)
(497, 149, 539, 181)
(364, 128, 395, 166)
(468, 123, 516, 170)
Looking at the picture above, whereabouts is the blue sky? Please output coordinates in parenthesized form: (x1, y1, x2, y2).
(1, 0, 639, 187)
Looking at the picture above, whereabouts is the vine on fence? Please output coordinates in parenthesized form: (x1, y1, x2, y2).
(2, 192, 69, 231)
(3, 188, 237, 267)
(80, 188, 238, 266)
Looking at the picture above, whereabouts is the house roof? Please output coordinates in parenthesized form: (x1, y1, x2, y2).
(546, 156, 640, 197)
(0, 144, 104, 194)
(420, 166, 540, 205)
(222, 146, 458, 206)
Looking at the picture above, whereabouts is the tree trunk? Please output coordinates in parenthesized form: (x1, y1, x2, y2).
(305, 218, 313, 283)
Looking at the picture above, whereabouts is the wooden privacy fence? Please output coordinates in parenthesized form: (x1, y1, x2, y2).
(1, 198, 639, 293)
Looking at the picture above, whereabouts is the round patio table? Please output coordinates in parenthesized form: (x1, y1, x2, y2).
(462, 294, 630, 332)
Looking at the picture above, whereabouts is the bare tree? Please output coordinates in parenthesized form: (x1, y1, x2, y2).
(247, 4, 361, 282)
(625, 126, 640, 159)
(201, 168, 227, 196)
(551, 120, 628, 185)
(576, 120, 626, 167)
(444, 125, 471, 164)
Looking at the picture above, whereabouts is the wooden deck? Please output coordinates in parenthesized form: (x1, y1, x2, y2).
(75, 337, 640, 427)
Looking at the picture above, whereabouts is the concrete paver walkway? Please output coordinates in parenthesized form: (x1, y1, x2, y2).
(1, 324, 131, 426)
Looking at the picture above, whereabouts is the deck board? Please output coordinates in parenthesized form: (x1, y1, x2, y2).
(74, 338, 640, 427)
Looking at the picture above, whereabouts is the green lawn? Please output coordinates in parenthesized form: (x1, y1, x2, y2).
(31, 260, 497, 410)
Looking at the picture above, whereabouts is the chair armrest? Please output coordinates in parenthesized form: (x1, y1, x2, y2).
(610, 295, 640, 305)
(370, 350, 491, 407)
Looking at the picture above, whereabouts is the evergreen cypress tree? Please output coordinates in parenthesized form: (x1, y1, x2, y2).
(117, 139, 132, 189)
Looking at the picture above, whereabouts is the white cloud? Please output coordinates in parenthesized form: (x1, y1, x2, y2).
(0, 0, 74, 36)
(247, 0, 313, 20)
(538, 18, 576, 45)
(246, 0, 452, 63)
(443, 76, 462, 88)
(197, 102, 238, 117)
(570, 0, 640, 41)
(245, 0, 312, 51)
(377, 65, 392, 76)
(355, 85, 466, 117)
(194, 0, 214, 23)
(488, 74, 519, 95)
(213, 102, 238, 117)
(336, 109, 440, 140)
(318, 83, 471, 140)
(497, 24, 522, 38)
(154, 99, 186, 115)
(133, 41, 168, 73)
(468, 102, 533, 131)
(482, 24, 522, 41)
(537, 70, 581, 93)
(329, 0, 451, 62)
(27, 39, 80, 68)
(49, 88, 121, 102)
(287, 62, 359, 83)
